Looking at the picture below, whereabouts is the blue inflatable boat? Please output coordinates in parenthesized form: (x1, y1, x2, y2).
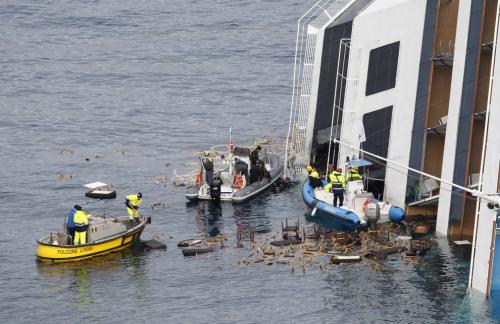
(302, 180, 405, 230)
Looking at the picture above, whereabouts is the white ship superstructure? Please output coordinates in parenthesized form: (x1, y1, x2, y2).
(285, 0, 500, 297)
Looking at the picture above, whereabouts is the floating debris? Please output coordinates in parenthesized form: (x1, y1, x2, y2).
(205, 235, 228, 245)
(413, 225, 431, 235)
(454, 240, 471, 246)
(367, 247, 400, 261)
(270, 238, 303, 247)
(172, 180, 186, 186)
(182, 246, 214, 256)
(176, 210, 433, 272)
(177, 239, 202, 248)
(56, 173, 72, 181)
(228, 221, 434, 272)
(114, 149, 127, 155)
(143, 239, 167, 250)
(178, 235, 227, 256)
(57, 148, 74, 155)
(152, 175, 167, 183)
(150, 202, 167, 209)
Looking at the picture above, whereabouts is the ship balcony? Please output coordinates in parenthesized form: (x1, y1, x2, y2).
(426, 115, 447, 135)
(432, 53, 454, 67)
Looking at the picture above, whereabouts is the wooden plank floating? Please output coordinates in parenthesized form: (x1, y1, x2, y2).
(372, 247, 400, 260)
(181, 246, 214, 256)
(270, 238, 303, 247)
(177, 239, 202, 247)
(330, 255, 362, 264)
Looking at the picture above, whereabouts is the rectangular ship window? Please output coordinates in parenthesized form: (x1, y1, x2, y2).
(362, 106, 393, 199)
(366, 42, 400, 96)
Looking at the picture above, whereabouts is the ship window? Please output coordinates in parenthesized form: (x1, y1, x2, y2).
(362, 106, 393, 199)
(366, 42, 400, 96)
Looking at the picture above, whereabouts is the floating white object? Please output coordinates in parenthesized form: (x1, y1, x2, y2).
(84, 182, 109, 190)
(83, 182, 116, 199)
(454, 240, 471, 246)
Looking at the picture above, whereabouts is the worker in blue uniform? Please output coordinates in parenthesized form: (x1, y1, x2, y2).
(67, 205, 78, 244)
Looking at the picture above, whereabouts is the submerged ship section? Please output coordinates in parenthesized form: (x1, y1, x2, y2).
(285, 0, 500, 297)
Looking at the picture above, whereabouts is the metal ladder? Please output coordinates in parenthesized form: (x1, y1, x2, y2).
(284, 0, 355, 181)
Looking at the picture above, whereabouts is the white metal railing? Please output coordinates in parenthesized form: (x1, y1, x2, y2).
(284, 0, 355, 180)
(326, 38, 351, 174)
(337, 40, 364, 165)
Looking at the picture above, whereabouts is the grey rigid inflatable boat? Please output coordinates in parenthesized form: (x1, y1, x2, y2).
(185, 152, 284, 203)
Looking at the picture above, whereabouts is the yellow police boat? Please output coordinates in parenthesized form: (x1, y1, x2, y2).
(36, 215, 151, 262)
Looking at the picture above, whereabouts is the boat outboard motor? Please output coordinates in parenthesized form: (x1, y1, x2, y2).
(210, 173, 222, 201)
(365, 202, 380, 230)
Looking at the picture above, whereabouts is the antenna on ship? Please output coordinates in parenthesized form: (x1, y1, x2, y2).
(229, 127, 234, 174)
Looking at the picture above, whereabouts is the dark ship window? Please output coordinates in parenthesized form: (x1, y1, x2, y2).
(366, 42, 400, 96)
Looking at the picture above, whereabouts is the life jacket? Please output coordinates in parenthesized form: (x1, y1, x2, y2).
(195, 172, 202, 185)
(126, 195, 142, 207)
(73, 210, 89, 231)
(233, 175, 244, 189)
(347, 171, 362, 181)
(329, 171, 345, 190)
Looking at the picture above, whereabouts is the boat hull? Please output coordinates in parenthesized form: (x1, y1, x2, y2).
(185, 153, 284, 203)
(232, 162, 283, 203)
(302, 180, 405, 228)
(302, 181, 361, 230)
(36, 222, 146, 263)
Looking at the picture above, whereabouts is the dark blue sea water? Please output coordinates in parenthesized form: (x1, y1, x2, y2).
(0, 0, 497, 323)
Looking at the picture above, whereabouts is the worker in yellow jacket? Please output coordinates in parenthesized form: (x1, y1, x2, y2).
(126, 192, 143, 223)
(346, 166, 363, 182)
(308, 168, 322, 189)
(73, 205, 89, 245)
(324, 168, 345, 207)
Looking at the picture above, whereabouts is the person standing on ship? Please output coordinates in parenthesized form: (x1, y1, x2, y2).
(309, 167, 322, 189)
(324, 168, 345, 207)
(126, 192, 143, 223)
(73, 205, 89, 245)
(258, 160, 271, 182)
(202, 152, 214, 186)
(250, 146, 262, 166)
(67, 205, 78, 244)
(346, 166, 363, 182)
(234, 157, 248, 177)
(249, 163, 261, 184)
